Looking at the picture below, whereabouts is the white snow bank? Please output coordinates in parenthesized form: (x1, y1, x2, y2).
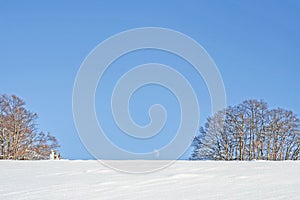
(0, 160, 299, 200)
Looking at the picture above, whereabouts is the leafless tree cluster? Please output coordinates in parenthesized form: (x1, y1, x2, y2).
(0, 94, 59, 160)
(191, 100, 300, 161)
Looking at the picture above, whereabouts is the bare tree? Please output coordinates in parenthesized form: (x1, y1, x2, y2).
(191, 99, 300, 160)
(0, 94, 59, 160)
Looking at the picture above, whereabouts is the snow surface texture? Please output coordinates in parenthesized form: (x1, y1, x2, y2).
(0, 160, 299, 200)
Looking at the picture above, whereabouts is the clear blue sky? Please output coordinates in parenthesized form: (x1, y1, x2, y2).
(1, 0, 299, 159)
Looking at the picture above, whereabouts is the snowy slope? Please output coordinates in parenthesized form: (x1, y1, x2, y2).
(0, 160, 299, 200)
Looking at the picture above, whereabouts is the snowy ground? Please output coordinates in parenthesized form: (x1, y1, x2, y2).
(0, 160, 299, 200)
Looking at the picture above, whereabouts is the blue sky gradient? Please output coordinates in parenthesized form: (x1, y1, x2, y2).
(1, 0, 299, 159)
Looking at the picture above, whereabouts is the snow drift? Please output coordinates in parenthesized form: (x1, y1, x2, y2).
(0, 160, 299, 200)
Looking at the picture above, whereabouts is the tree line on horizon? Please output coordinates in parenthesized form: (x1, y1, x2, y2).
(1, 94, 299, 161)
(0, 94, 59, 160)
(191, 99, 300, 161)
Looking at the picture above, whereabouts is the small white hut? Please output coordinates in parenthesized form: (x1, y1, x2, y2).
(50, 150, 60, 160)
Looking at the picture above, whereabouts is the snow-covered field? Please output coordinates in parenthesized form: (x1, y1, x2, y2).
(0, 160, 299, 200)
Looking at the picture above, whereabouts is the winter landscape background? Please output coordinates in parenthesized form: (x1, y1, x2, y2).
(1, 1, 300, 199)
